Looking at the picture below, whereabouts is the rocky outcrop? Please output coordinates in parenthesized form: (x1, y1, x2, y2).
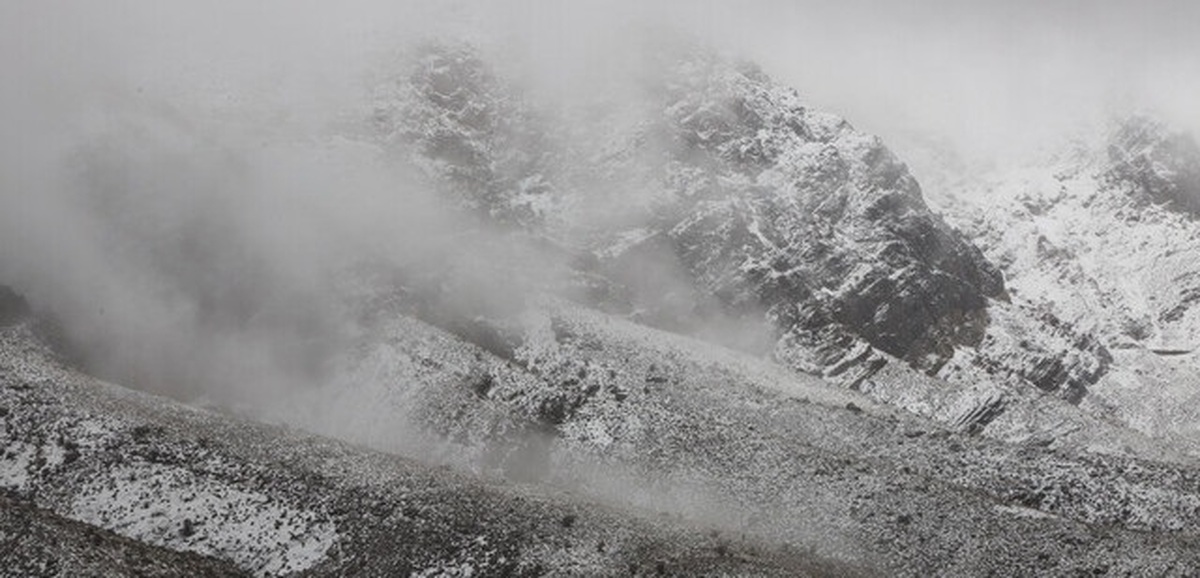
(371, 42, 556, 228)
(1105, 115, 1200, 215)
(367, 42, 1147, 445)
(601, 52, 1005, 372)
(373, 43, 1007, 382)
(914, 114, 1200, 452)
(0, 320, 837, 577)
(275, 285, 1200, 575)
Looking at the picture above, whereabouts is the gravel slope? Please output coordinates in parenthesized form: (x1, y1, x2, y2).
(0, 320, 855, 577)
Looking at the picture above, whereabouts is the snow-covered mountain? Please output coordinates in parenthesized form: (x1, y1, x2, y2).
(373, 43, 1005, 366)
(9, 35, 1200, 577)
(367, 42, 1131, 449)
(917, 114, 1200, 456)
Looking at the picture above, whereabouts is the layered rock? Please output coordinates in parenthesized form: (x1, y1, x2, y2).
(372, 44, 1011, 388)
(1105, 115, 1200, 215)
(368, 42, 1133, 447)
(915, 115, 1200, 453)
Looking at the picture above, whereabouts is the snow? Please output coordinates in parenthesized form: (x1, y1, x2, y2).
(0, 441, 35, 491)
(71, 462, 337, 577)
(909, 118, 1200, 457)
(993, 504, 1057, 520)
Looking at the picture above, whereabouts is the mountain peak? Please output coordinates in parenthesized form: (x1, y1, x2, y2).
(1104, 114, 1200, 215)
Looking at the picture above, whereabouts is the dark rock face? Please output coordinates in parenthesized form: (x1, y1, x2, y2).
(1106, 115, 1200, 215)
(969, 304, 1113, 403)
(372, 42, 555, 228)
(369, 42, 1148, 438)
(0, 285, 30, 326)
(373, 44, 1007, 380)
(605, 53, 1004, 369)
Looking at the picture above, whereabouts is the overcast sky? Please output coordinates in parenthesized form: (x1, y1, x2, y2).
(727, 0, 1200, 160)
(5, 0, 1198, 160)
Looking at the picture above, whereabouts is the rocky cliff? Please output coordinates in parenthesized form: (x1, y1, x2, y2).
(370, 42, 1119, 441)
(917, 115, 1200, 454)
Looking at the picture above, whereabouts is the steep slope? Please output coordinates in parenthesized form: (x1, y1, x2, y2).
(0, 496, 243, 577)
(917, 115, 1200, 455)
(368, 42, 1121, 446)
(372, 44, 1003, 369)
(603, 51, 1005, 369)
(261, 273, 1200, 576)
(13, 37, 1200, 577)
(0, 318, 845, 577)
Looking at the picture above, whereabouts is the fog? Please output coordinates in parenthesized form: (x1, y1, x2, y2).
(713, 0, 1200, 164)
(2, 0, 1198, 405)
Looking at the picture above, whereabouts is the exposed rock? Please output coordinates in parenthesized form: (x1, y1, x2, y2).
(0, 285, 29, 327)
(601, 51, 1005, 371)
(1105, 115, 1200, 215)
(371, 42, 556, 228)
(272, 289, 1200, 575)
(0, 495, 243, 577)
(374, 42, 1008, 386)
(0, 321, 840, 577)
(914, 114, 1200, 454)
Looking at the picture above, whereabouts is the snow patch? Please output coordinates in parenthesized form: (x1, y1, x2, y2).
(993, 504, 1057, 520)
(0, 441, 35, 491)
(71, 462, 336, 576)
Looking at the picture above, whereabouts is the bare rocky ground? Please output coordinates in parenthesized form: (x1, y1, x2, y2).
(274, 292, 1200, 576)
(9, 287, 1200, 576)
(0, 495, 241, 577)
(0, 318, 858, 577)
(7, 266, 1200, 577)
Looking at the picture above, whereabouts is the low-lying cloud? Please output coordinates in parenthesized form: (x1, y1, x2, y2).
(2, 0, 1198, 405)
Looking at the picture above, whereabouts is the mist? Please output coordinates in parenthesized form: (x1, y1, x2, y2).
(0, 0, 462, 404)
(4, 3, 1200, 568)
(716, 0, 1200, 165)
(3, 0, 1199, 406)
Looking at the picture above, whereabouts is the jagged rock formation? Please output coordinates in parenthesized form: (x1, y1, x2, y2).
(13, 34, 1200, 576)
(371, 42, 556, 228)
(1106, 115, 1200, 215)
(625, 52, 1005, 368)
(370, 42, 1127, 443)
(372, 43, 1012, 387)
(914, 114, 1200, 455)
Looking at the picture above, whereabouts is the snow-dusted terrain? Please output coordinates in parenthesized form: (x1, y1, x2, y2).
(911, 115, 1200, 457)
(2, 317, 841, 576)
(9, 30, 1200, 578)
